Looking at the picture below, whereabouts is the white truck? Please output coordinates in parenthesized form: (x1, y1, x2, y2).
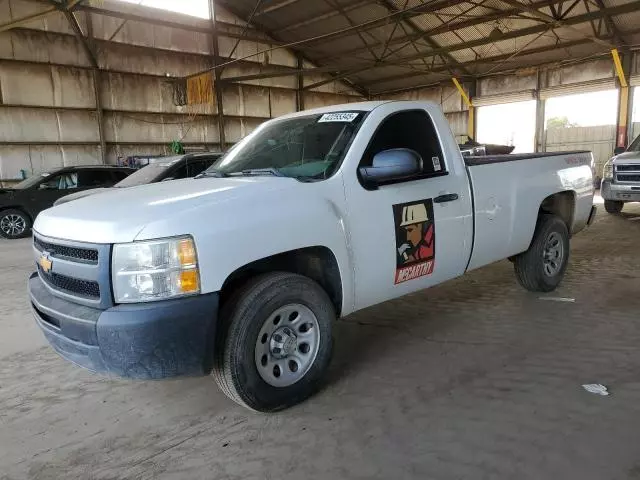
(29, 101, 596, 412)
(601, 133, 640, 213)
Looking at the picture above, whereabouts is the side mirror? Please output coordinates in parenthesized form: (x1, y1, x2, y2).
(614, 146, 626, 155)
(359, 149, 422, 187)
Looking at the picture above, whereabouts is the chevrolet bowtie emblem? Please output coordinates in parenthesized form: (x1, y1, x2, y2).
(39, 252, 53, 274)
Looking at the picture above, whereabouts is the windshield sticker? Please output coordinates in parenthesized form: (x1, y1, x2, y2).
(432, 156, 442, 172)
(318, 112, 359, 123)
(393, 199, 435, 284)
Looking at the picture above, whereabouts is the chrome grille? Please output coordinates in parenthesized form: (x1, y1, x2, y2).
(615, 164, 640, 183)
(34, 236, 98, 264)
(33, 233, 111, 308)
(38, 266, 100, 299)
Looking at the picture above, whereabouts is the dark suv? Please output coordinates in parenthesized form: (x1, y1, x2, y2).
(0, 165, 134, 239)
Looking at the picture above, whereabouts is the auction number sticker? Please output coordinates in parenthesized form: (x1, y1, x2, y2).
(318, 112, 359, 123)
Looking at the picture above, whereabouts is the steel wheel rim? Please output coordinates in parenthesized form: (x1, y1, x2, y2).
(254, 303, 321, 388)
(0, 214, 26, 237)
(542, 231, 564, 277)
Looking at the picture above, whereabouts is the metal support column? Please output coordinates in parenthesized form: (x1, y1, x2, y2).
(209, 0, 226, 151)
(535, 68, 547, 153)
(85, 16, 106, 163)
(452, 78, 474, 141)
(613, 48, 631, 148)
(296, 53, 304, 112)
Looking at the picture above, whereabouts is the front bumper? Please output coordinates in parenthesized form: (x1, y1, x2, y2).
(601, 179, 640, 202)
(29, 273, 219, 379)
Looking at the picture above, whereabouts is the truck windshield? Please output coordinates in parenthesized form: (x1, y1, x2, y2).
(115, 158, 181, 187)
(628, 135, 640, 152)
(207, 112, 365, 180)
(12, 172, 53, 190)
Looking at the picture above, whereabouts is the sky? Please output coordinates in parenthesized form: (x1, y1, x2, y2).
(118, 0, 210, 18)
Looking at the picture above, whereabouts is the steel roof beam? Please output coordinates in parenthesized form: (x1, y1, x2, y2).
(280, 0, 376, 33)
(368, 25, 640, 94)
(378, 0, 471, 76)
(302, 1, 640, 90)
(315, 0, 568, 63)
(592, 0, 626, 46)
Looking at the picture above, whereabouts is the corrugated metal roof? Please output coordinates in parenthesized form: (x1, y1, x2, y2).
(218, 0, 640, 94)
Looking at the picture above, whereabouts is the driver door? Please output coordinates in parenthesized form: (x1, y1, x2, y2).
(343, 106, 473, 310)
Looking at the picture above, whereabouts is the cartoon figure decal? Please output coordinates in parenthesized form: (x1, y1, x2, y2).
(393, 199, 435, 284)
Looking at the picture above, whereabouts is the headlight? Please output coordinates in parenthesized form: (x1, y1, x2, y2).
(112, 236, 200, 303)
(603, 161, 613, 180)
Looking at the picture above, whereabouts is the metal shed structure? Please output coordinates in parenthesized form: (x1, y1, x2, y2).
(1, 0, 640, 180)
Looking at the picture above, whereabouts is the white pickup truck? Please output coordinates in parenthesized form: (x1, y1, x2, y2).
(29, 101, 596, 412)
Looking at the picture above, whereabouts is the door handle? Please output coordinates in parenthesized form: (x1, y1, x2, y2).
(434, 193, 459, 203)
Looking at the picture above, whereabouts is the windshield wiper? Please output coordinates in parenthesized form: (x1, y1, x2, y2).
(197, 170, 228, 178)
(238, 168, 284, 177)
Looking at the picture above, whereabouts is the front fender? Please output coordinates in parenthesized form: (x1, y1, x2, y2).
(135, 180, 355, 315)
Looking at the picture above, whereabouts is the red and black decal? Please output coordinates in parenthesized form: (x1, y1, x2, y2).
(393, 199, 435, 284)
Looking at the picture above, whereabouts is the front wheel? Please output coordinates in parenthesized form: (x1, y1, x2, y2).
(514, 214, 570, 292)
(0, 209, 31, 239)
(604, 200, 623, 214)
(213, 272, 334, 412)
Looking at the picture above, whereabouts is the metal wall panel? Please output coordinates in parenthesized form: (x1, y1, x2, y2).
(221, 64, 298, 89)
(270, 89, 297, 117)
(0, 145, 101, 179)
(0, 63, 95, 107)
(0, 2, 363, 177)
(547, 58, 614, 87)
(224, 117, 265, 143)
(221, 84, 271, 117)
(478, 73, 537, 97)
(99, 42, 210, 77)
(0, 107, 98, 142)
(6, 0, 75, 35)
(545, 125, 616, 174)
(100, 72, 215, 114)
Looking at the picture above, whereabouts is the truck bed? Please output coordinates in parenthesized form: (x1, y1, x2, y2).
(464, 150, 591, 166)
(463, 150, 594, 272)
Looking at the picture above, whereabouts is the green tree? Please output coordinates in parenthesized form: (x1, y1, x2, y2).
(546, 116, 578, 129)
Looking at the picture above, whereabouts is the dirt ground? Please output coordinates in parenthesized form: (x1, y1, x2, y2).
(2, 201, 640, 480)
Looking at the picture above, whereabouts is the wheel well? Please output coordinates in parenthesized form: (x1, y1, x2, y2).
(220, 246, 343, 316)
(0, 206, 32, 222)
(539, 191, 575, 232)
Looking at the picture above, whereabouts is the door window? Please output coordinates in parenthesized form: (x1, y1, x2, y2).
(360, 110, 446, 181)
(39, 172, 78, 190)
(170, 164, 190, 180)
(186, 160, 211, 177)
(112, 170, 131, 182)
(77, 170, 116, 188)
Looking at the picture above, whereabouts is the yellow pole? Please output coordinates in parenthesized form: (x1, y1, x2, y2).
(452, 78, 474, 140)
(612, 49, 629, 147)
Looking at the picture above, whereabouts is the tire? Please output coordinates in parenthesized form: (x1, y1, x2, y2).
(604, 200, 623, 214)
(213, 272, 334, 412)
(514, 214, 570, 293)
(0, 209, 31, 239)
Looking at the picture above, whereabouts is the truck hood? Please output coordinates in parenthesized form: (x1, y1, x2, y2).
(34, 177, 298, 243)
(54, 188, 110, 206)
(613, 151, 640, 164)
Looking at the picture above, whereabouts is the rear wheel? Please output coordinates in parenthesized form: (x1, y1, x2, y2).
(213, 272, 334, 412)
(514, 214, 570, 292)
(604, 200, 623, 214)
(0, 209, 31, 239)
